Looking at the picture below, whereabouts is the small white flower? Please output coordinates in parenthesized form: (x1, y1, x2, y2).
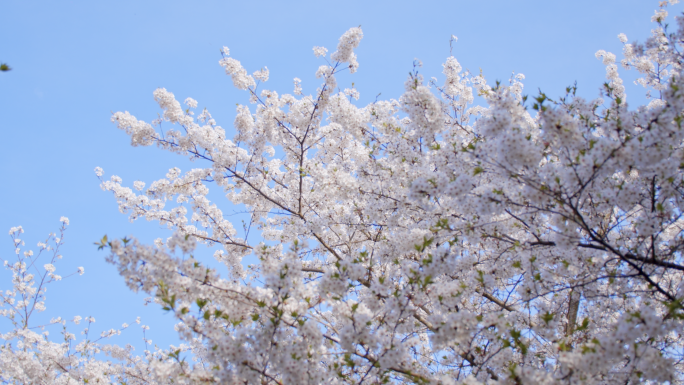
(73, 316, 82, 325)
(77, 266, 84, 275)
(313, 46, 328, 58)
(293, 78, 303, 95)
(344, 88, 360, 100)
(60, 217, 69, 225)
(44, 264, 56, 273)
(651, 9, 668, 23)
(184, 98, 198, 108)
(133, 181, 146, 191)
(618, 33, 628, 43)
(595, 49, 616, 65)
(253, 67, 269, 82)
(94, 167, 104, 177)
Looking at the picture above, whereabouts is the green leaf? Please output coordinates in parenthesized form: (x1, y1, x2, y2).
(196, 299, 208, 310)
(575, 317, 590, 332)
(95, 235, 109, 250)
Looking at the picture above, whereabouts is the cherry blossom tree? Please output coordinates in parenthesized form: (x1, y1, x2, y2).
(5, 2, 684, 384)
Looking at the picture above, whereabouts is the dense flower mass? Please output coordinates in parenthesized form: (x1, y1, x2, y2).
(5, 2, 684, 384)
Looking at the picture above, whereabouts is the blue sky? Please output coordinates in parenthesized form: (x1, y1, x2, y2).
(0, 0, 678, 353)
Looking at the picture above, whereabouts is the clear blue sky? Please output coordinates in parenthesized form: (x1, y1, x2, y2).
(0, 0, 677, 352)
